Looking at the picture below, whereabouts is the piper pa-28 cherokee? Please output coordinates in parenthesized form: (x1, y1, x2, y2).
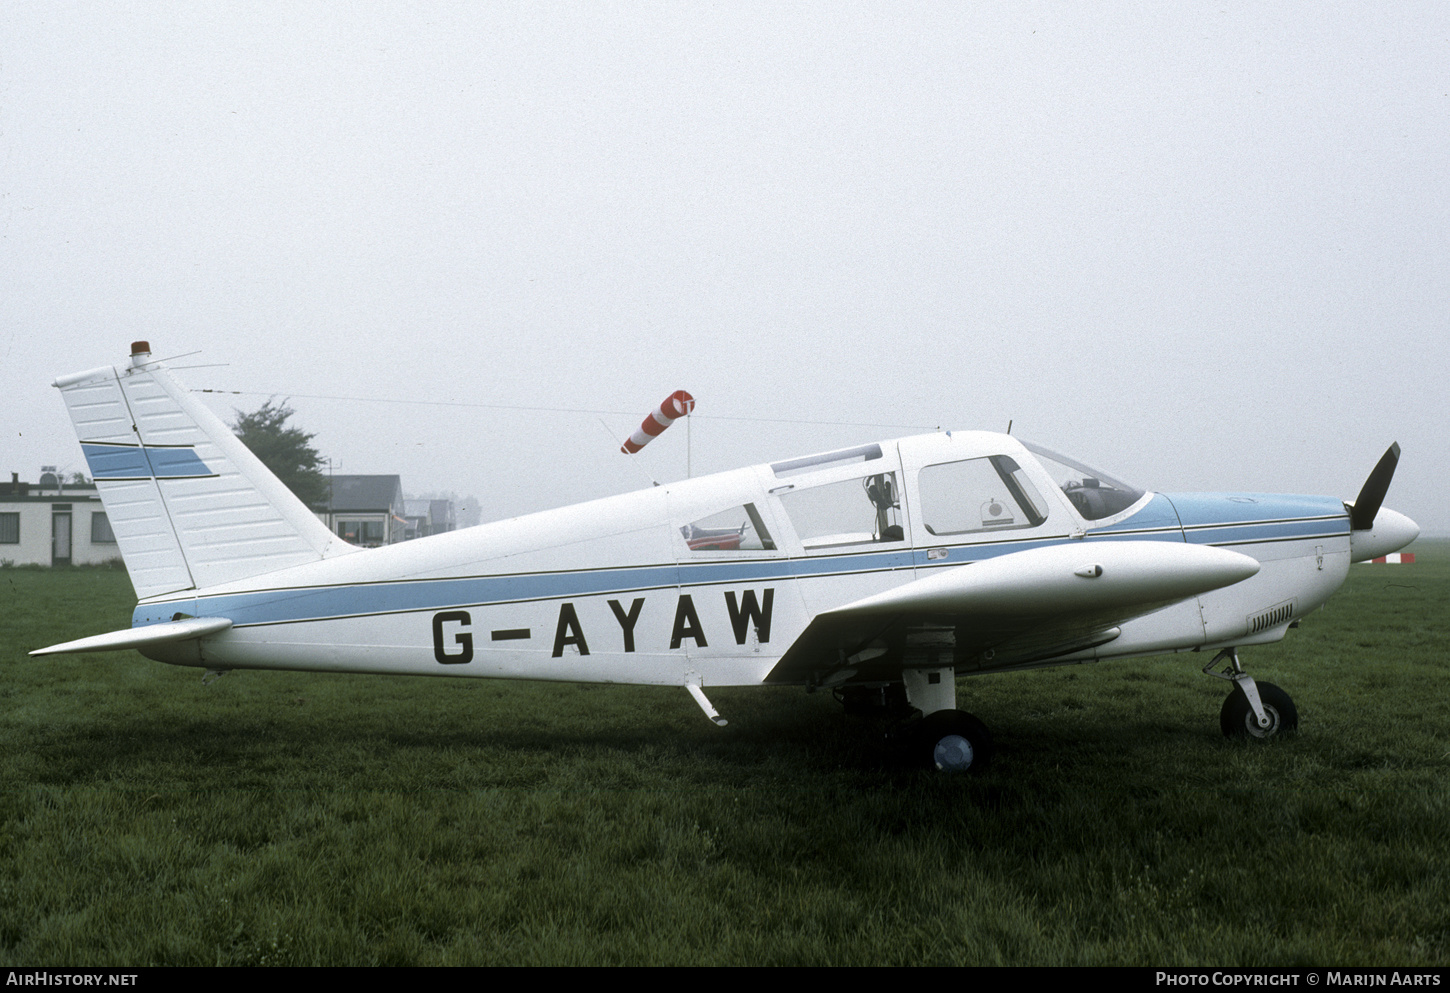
(34, 343, 1420, 772)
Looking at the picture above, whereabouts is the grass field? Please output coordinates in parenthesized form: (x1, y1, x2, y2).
(2, 544, 1447, 966)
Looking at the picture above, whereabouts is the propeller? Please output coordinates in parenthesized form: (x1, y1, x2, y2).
(1348, 442, 1400, 531)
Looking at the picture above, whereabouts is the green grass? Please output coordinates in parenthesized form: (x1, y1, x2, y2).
(2, 548, 1447, 965)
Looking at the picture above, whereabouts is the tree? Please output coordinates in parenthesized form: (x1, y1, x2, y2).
(231, 401, 330, 510)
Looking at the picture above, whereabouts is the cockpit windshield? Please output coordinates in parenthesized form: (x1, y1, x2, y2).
(1021, 442, 1146, 521)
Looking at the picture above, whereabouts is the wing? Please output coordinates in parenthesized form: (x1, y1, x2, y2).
(764, 541, 1259, 684)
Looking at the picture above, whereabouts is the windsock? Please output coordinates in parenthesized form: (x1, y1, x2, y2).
(621, 390, 695, 454)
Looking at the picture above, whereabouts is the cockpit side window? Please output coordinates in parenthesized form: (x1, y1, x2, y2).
(918, 456, 1048, 536)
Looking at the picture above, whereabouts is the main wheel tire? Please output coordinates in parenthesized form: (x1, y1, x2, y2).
(1220, 681, 1298, 740)
(916, 710, 994, 772)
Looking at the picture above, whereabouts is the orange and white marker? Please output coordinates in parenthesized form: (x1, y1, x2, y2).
(1365, 552, 1415, 564)
(621, 390, 695, 454)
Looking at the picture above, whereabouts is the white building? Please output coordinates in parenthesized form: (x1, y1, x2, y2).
(315, 474, 406, 548)
(0, 472, 122, 567)
(403, 498, 457, 540)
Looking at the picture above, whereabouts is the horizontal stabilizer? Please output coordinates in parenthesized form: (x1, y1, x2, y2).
(30, 617, 233, 657)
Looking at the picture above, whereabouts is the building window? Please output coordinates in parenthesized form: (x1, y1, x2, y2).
(0, 512, 17, 544)
(338, 520, 386, 545)
(91, 511, 116, 544)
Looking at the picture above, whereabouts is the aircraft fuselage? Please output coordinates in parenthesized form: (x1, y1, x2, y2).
(135, 431, 1359, 690)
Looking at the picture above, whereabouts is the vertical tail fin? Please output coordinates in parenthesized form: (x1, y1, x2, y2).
(56, 342, 358, 599)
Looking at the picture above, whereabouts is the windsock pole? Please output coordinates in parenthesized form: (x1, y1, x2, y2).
(621, 390, 695, 454)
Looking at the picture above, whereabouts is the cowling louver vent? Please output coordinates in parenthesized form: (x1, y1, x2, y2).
(1248, 600, 1296, 634)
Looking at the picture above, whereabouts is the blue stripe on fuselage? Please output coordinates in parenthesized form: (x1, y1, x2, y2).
(131, 491, 1347, 629)
(145, 548, 919, 629)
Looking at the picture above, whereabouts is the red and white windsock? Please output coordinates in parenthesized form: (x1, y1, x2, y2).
(621, 390, 695, 454)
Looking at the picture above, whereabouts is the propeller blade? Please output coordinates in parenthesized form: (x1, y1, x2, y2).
(1349, 443, 1400, 531)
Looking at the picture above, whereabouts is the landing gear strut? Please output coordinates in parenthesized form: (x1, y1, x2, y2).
(899, 666, 993, 772)
(836, 665, 995, 772)
(1204, 648, 1299, 740)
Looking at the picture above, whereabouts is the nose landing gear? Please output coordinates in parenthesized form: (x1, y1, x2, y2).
(1204, 648, 1299, 740)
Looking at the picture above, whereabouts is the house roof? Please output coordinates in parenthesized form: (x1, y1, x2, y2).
(1, 477, 101, 503)
(325, 475, 402, 513)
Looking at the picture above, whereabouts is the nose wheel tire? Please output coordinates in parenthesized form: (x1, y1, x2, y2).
(1220, 681, 1298, 740)
(916, 710, 994, 772)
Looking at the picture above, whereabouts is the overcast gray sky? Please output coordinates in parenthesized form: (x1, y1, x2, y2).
(4, 2, 1447, 532)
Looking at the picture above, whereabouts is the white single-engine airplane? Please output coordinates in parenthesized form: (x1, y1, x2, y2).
(34, 343, 1420, 771)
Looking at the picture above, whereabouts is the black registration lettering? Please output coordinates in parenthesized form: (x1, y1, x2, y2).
(608, 598, 645, 652)
(552, 602, 590, 657)
(670, 594, 707, 649)
(432, 611, 474, 664)
(724, 588, 774, 645)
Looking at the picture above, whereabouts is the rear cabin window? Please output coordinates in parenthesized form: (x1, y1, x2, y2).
(918, 456, 1048, 536)
(777, 472, 904, 550)
(680, 503, 776, 552)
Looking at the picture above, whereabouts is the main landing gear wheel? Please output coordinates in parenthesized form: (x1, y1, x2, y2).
(916, 710, 994, 772)
(1220, 681, 1298, 740)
